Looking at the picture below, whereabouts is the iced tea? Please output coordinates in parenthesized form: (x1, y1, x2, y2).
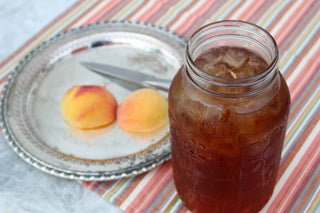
(169, 45, 290, 212)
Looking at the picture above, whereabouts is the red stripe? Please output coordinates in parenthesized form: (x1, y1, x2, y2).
(125, 0, 149, 20)
(275, 0, 316, 46)
(227, 0, 266, 21)
(295, 167, 320, 212)
(175, 0, 217, 35)
(285, 155, 320, 212)
(239, 0, 267, 21)
(124, 163, 171, 211)
(147, 0, 181, 23)
(135, 0, 172, 22)
(266, 0, 296, 32)
(288, 45, 320, 105)
(133, 167, 173, 212)
(84, 0, 123, 23)
(166, 0, 199, 29)
(63, 0, 102, 31)
(268, 131, 320, 211)
(306, 188, 320, 212)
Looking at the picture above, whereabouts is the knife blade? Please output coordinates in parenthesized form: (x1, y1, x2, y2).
(80, 62, 171, 92)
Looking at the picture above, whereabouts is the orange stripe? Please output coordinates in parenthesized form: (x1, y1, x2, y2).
(176, 0, 218, 35)
(224, 0, 246, 20)
(0, 0, 85, 69)
(63, 0, 102, 31)
(134, 167, 172, 212)
(281, 2, 320, 51)
(184, 0, 226, 37)
(275, 0, 316, 46)
(250, 0, 275, 23)
(135, 0, 172, 22)
(237, 0, 268, 21)
(278, 108, 320, 181)
(166, 0, 199, 29)
(147, 0, 181, 23)
(113, 174, 147, 207)
(97, 180, 116, 195)
(266, 0, 297, 32)
(294, 170, 320, 212)
(125, 0, 149, 20)
(84, 0, 122, 23)
(287, 70, 320, 127)
(270, 132, 320, 211)
(288, 45, 320, 104)
(282, 29, 320, 80)
(152, 180, 177, 211)
(125, 162, 171, 211)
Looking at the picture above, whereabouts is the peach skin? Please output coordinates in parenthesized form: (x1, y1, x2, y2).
(117, 88, 168, 133)
(61, 85, 117, 129)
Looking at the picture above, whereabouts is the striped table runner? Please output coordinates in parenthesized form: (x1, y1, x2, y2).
(1, 0, 319, 212)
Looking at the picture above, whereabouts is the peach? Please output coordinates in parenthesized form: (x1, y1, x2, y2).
(61, 85, 117, 129)
(117, 88, 168, 133)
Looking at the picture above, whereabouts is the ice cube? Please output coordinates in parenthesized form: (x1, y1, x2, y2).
(221, 48, 249, 68)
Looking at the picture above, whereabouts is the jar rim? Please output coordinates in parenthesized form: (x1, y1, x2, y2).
(186, 20, 279, 85)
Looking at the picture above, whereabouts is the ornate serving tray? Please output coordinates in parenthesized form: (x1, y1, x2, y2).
(0, 21, 186, 180)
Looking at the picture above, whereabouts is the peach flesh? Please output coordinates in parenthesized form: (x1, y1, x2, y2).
(61, 85, 117, 129)
(117, 88, 168, 133)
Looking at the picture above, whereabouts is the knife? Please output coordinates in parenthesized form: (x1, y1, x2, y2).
(80, 62, 172, 92)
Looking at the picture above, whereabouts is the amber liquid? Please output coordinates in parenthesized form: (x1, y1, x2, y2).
(169, 47, 291, 212)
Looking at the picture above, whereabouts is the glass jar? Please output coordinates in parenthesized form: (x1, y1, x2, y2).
(168, 21, 291, 213)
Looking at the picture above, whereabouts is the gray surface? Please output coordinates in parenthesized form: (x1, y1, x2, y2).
(0, 0, 123, 212)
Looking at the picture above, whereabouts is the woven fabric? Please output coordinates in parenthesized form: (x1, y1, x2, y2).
(1, 0, 319, 212)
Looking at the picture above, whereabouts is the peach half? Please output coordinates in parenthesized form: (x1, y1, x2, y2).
(117, 88, 168, 133)
(61, 85, 117, 129)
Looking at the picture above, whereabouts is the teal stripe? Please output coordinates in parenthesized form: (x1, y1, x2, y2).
(281, 75, 320, 161)
(284, 89, 320, 148)
(107, 177, 136, 203)
(256, 0, 289, 29)
(279, 1, 320, 49)
(145, 176, 173, 212)
(295, 163, 320, 213)
(280, 17, 320, 75)
(156, 0, 194, 27)
(113, 0, 146, 20)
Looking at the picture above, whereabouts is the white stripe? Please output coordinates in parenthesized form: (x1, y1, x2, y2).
(261, 120, 320, 212)
(282, 85, 320, 157)
(209, 0, 240, 20)
(270, 0, 304, 35)
(227, 0, 254, 20)
(134, 168, 171, 212)
(280, 14, 320, 73)
(303, 184, 320, 213)
(256, 1, 287, 28)
(158, 190, 179, 212)
(286, 37, 320, 87)
(155, 0, 191, 26)
(130, 0, 157, 20)
(70, 0, 111, 28)
(119, 167, 159, 210)
(106, 179, 131, 202)
(170, 0, 206, 31)
(278, 139, 320, 212)
(115, 0, 144, 20)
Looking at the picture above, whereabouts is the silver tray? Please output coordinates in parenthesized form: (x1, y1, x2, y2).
(0, 21, 186, 181)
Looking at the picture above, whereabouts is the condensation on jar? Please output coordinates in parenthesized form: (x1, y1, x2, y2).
(168, 21, 291, 213)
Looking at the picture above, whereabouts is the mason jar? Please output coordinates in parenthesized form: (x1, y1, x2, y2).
(168, 20, 291, 213)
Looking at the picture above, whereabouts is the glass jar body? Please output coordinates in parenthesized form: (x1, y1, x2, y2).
(168, 21, 291, 213)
